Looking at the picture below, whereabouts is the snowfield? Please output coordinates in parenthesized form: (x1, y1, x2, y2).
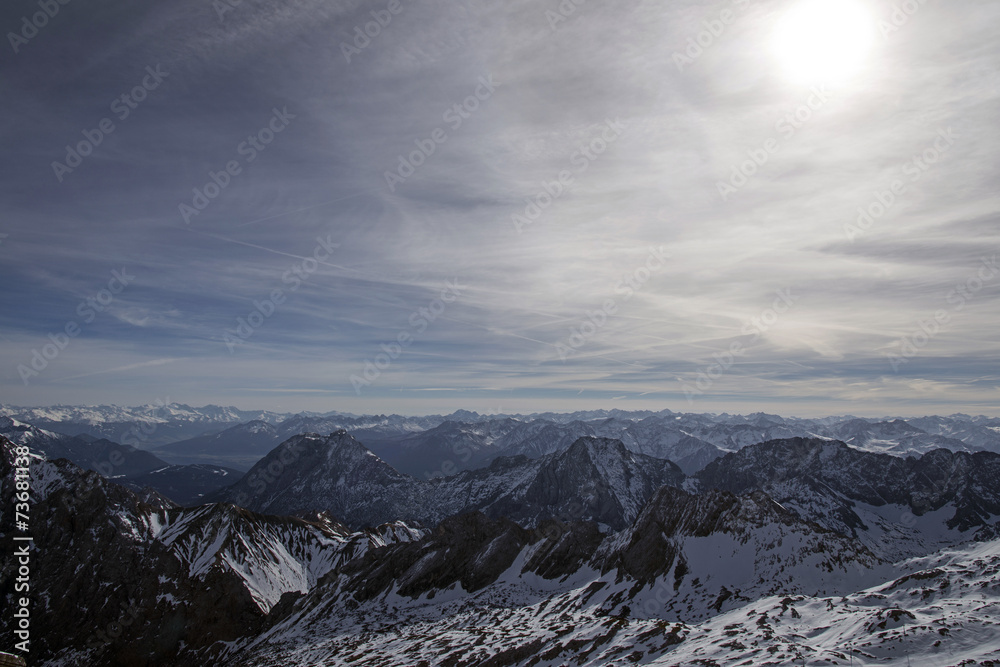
(230, 538, 1000, 666)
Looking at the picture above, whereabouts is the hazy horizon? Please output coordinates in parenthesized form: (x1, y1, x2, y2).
(4, 399, 999, 422)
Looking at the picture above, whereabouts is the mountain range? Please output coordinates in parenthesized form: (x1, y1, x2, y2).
(0, 417, 242, 505)
(208, 433, 685, 531)
(4, 429, 999, 665)
(140, 409, 1000, 478)
(6, 405, 1000, 475)
(3, 404, 1000, 665)
(211, 429, 1000, 560)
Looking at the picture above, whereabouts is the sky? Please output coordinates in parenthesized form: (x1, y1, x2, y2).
(1, 0, 998, 417)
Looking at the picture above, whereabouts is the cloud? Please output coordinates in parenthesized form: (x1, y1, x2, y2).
(0, 0, 997, 415)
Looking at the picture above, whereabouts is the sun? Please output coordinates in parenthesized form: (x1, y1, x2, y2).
(771, 0, 875, 85)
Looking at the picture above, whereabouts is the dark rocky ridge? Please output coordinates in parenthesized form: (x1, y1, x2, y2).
(695, 437, 1000, 533)
(0, 437, 417, 665)
(6, 431, 996, 665)
(0, 418, 245, 506)
(210, 433, 685, 531)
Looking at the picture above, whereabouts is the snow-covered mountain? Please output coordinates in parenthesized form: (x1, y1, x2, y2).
(827, 417, 972, 456)
(363, 412, 1000, 479)
(0, 416, 167, 477)
(274, 413, 441, 440)
(9, 405, 1000, 478)
(0, 435, 426, 665)
(224, 490, 998, 666)
(230, 536, 1000, 666)
(209, 432, 685, 531)
(4, 429, 1000, 666)
(0, 402, 289, 427)
(0, 417, 244, 506)
(0, 403, 294, 447)
(231, 499, 873, 664)
(693, 437, 1000, 561)
(155, 413, 451, 468)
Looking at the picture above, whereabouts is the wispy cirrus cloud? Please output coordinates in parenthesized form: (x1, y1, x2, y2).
(0, 0, 997, 416)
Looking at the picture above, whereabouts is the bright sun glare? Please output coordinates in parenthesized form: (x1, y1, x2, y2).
(772, 0, 875, 85)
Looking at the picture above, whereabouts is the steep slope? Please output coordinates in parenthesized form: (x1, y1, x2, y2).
(0, 436, 424, 666)
(382, 416, 725, 477)
(382, 418, 524, 476)
(829, 417, 971, 456)
(642, 537, 1000, 666)
(211, 433, 685, 531)
(207, 431, 427, 528)
(8, 426, 999, 666)
(31, 406, 998, 485)
(694, 437, 1000, 560)
(1, 416, 167, 477)
(429, 437, 686, 530)
(589, 416, 725, 474)
(232, 537, 1000, 667)
(228, 486, 890, 666)
(593, 486, 884, 619)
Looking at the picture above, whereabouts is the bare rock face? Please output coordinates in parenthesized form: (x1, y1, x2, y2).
(7, 428, 998, 666)
(0, 416, 166, 477)
(0, 437, 420, 666)
(0, 437, 267, 665)
(523, 519, 605, 580)
(208, 431, 426, 527)
(695, 437, 1000, 541)
(518, 437, 684, 529)
(212, 432, 684, 531)
(337, 511, 533, 601)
